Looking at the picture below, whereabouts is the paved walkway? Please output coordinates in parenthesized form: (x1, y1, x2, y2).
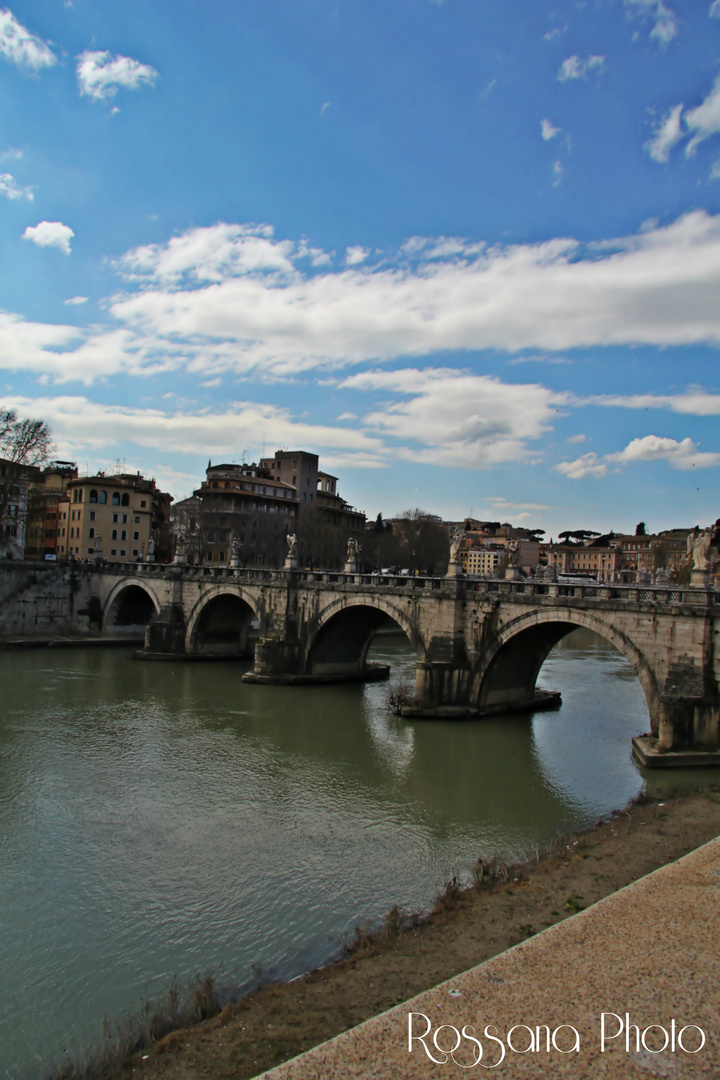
(257, 837, 720, 1078)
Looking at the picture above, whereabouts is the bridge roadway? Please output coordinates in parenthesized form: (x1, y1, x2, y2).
(91, 563, 720, 758)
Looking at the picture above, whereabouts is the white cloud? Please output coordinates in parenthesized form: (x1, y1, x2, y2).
(567, 433, 588, 443)
(557, 434, 720, 479)
(624, 0, 678, 45)
(557, 55, 605, 81)
(646, 77, 720, 164)
(0, 148, 22, 161)
(608, 435, 720, 469)
(711, 0, 720, 17)
(22, 220, 74, 254)
(0, 9, 56, 71)
(0, 172, 32, 200)
(64, 296, 88, 306)
(684, 75, 720, 156)
(555, 452, 609, 479)
(0, 395, 385, 476)
(581, 389, 720, 415)
(345, 245, 369, 266)
(4, 211, 720, 384)
(76, 50, 159, 101)
(645, 104, 684, 162)
(115, 222, 297, 284)
(541, 119, 561, 141)
(711, 159, 720, 181)
(339, 368, 567, 468)
(552, 160, 563, 186)
(485, 496, 552, 511)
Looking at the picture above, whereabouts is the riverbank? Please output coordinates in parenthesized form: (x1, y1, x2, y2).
(84, 785, 720, 1080)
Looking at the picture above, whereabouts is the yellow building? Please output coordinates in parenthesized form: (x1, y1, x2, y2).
(57, 472, 172, 563)
(460, 547, 503, 576)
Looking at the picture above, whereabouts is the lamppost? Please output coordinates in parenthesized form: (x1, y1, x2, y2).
(94, 535, 102, 564)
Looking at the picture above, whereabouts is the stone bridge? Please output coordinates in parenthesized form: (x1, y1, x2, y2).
(89, 563, 720, 757)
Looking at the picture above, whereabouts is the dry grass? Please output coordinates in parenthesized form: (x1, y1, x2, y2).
(46, 974, 222, 1080)
(384, 678, 413, 715)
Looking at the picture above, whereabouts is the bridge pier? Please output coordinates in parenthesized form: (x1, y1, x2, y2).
(243, 634, 390, 685)
(142, 602, 187, 656)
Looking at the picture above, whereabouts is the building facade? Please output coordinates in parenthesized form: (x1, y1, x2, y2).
(0, 457, 37, 559)
(24, 461, 78, 560)
(57, 472, 172, 563)
(187, 453, 366, 569)
(192, 462, 299, 567)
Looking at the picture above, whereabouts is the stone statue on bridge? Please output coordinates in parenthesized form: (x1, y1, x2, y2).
(446, 529, 464, 577)
(284, 533, 298, 569)
(688, 528, 712, 571)
(345, 536, 360, 572)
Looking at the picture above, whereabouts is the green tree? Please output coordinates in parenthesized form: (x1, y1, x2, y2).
(635, 522, 646, 536)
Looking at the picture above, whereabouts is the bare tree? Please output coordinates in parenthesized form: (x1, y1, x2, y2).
(394, 508, 450, 575)
(0, 410, 53, 557)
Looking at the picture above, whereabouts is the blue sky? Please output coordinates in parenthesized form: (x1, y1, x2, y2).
(1, 0, 719, 536)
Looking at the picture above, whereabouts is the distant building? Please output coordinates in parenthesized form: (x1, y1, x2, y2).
(24, 461, 78, 560)
(0, 457, 38, 559)
(459, 520, 540, 572)
(186, 453, 366, 569)
(544, 539, 621, 579)
(314, 472, 366, 570)
(192, 462, 298, 567)
(57, 472, 172, 563)
(461, 546, 504, 576)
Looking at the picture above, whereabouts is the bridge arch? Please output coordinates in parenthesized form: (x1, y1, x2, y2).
(304, 595, 424, 679)
(103, 579, 161, 633)
(185, 587, 259, 656)
(475, 607, 660, 727)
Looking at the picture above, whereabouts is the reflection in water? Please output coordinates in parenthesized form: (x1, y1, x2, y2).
(0, 629, 711, 1078)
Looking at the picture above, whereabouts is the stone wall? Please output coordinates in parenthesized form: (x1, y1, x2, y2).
(0, 561, 93, 638)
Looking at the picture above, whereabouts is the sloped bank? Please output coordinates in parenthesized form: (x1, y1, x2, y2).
(59, 786, 720, 1080)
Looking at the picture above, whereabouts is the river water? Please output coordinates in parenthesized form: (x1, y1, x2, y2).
(0, 630, 715, 1079)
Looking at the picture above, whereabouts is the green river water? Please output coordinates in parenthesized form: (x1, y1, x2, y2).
(0, 630, 715, 1078)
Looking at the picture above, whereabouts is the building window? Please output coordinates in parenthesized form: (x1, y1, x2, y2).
(89, 489, 98, 503)
(121, 493, 129, 506)
(111, 549, 117, 556)
(112, 530, 118, 540)
(112, 514, 119, 522)
(133, 549, 138, 556)
(140, 500, 146, 508)
(89, 511, 96, 521)
(133, 531, 139, 540)
(121, 530, 127, 540)
(122, 514, 128, 523)
(99, 491, 107, 504)
(120, 550, 126, 556)
(89, 528, 95, 538)
(134, 516, 140, 524)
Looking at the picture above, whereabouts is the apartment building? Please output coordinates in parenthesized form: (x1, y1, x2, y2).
(57, 472, 172, 562)
(24, 461, 78, 560)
